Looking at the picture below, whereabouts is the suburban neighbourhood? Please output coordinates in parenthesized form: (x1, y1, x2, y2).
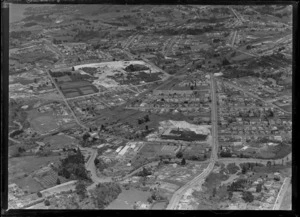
(8, 4, 292, 210)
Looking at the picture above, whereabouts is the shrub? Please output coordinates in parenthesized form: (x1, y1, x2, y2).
(37, 191, 42, 197)
(176, 151, 183, 158)
(242, 191, 254, 203)
(44, 199, 50, 206)
(91, 182, 122, 209)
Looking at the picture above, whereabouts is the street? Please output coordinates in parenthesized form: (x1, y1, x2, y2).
(166, 75, 219, 209)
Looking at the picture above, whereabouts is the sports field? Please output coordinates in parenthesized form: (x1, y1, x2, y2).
(30, 115, 59, 134)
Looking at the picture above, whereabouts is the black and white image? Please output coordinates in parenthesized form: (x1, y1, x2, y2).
(8, 4, 292, 210)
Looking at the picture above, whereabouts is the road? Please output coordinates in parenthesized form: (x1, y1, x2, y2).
(166, 75, 219, 209)
(45, 69, 88, 130)
(163, 36, 178, 56)
(222, 80, 292, 114)
(218, 152, 292, 165)
(122, 34, 139, 50)
(229, 7, 245, 22)
(9, 121, 23, 144)
(83, 147, 112, 191)
(273, 177, 291, 210)
(231, 30, 238, 47)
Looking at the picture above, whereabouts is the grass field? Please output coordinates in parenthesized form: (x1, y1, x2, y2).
(9, 155, 61, 193)
(95, 107, 189, 131)
(106, 188, 151, 209)
(43, 134, 77, 149)
(9, 155, 61, 180)
(131, 143, 162, 168)
(31, 115, 59, 133)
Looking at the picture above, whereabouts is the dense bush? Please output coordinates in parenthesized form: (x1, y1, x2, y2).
(37, 191, 42, 198)
(91, 182, 122, 209)
(58, 148, 90, 180)
(242, 191, 254, 203)
(95, 158, 108, 172)
(44, 199, 50, 206)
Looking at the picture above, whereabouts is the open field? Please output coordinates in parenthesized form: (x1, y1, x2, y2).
(95, 107, 191, 130)
(9, 155, 61, 181)
(156, 162, 209, 187)
(31, 115, 59, 133)
(106, 188, 151, 209)
(9, 155, 61, 193)
(43, 134, 77, 149)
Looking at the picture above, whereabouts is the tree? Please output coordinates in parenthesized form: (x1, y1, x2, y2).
(44, 199, 50, 206)
(241, 165, 247, 174)
(222, 57, 230, 66)
(94, 158, 100, 165)
(147, 197, 153, 203)
(144, 115, 150, 122)
(37, 191, 42, 197)
(82, 132, 90, 141)
(181, 158, 186, 166)
(242, 191, 254, 203)
(256, 183, 262, 193)
(75, 181, 87, 199)
(138, 119, 143, 125)
(267, 161, 272, 167)
(212, 187, 217, 197)
(56, 178, 61, 185)
(228, 191, 233, 200)
(176, 151, 183, 158)
(145, 125, 149, 131)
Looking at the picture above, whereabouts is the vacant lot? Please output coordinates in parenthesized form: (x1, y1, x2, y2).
(156, 162, 209, 186)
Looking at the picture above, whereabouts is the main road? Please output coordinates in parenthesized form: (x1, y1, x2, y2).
(166, 74, 219, 209)
(273, 177, 291, 210)
(45, 69, 88, 130)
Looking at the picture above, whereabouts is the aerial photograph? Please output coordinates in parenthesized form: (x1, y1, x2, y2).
(8, 4, 292, 210)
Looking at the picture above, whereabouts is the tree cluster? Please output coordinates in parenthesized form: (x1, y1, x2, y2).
(138, 115, 150, 125)
(58, 148, 89, 180)
(91, 182, 122, 209)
